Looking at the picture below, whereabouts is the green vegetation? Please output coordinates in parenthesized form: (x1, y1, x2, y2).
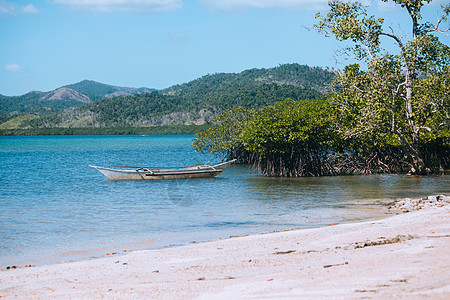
(0, 80, 155, 117)
(314, 0, 449, 174)
(164, 64, 334, 96)
(194, 97, 448, 176)
(0, 125, 209, 136)
(194, 99, 343, 176)
(0, 64, 334, 131)
(0, 91, 47, 114)
(0, 114, 40, 129)
(64, 80, 155, 101)
(194, 0, 449, 176)
(0, 109, 9, 124)
(64, 80, 124, 100)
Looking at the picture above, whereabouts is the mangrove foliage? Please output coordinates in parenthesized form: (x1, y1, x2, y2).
(314, 0, 450, 174)
(193, 96, 448, 176)
(194, 0, 449, 176)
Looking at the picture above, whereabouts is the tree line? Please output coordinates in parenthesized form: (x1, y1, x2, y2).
(0, 125, 209, 136)
(193, 96, 448, 176)
(193, 0, 449, 176)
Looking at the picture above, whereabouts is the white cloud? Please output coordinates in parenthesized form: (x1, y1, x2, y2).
(4, 64, 24, 73)
(200, 0, 450, 15)
(374, 1, 400, 12)
(199, 0, 328, 13)
(0, 1, 38, 15)
(22, 4, 39, 14)
(53, 0, 183, 13)
(167, 32, 193, 42)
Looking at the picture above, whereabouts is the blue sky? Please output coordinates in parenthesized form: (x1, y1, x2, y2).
(1, 0, 448, 96)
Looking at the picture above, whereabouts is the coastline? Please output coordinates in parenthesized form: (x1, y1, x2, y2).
(1, 196, 449, 299)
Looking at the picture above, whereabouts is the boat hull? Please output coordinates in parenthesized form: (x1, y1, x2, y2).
(90, 161, 235, 180)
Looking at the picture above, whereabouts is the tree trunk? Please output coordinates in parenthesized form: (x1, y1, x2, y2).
(394, 126, 425, 174)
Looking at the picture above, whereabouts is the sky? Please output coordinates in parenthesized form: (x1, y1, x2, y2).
(1, 0, 448, 96)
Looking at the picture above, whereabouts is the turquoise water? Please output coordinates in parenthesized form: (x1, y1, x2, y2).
(0, 135, 449, 267)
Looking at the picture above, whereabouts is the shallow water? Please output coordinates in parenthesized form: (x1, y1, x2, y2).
(0, 135, 449, 267)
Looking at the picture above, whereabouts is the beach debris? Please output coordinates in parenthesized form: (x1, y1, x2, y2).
(152, 270, 160, 273)
(348, 235, 415, 249)
(355, 289, 377, 293)
(427, 234, 450, 238)
(66, 280, 77, 283)
(391, 279, 408, 283)
(197, 277, 206, 281)
(187, 265, 200, 270)
(274, 250, 296, 255)
(305, 250, 319, 253)
(323, 262, 348, 268)
(389, 195, 449, 212)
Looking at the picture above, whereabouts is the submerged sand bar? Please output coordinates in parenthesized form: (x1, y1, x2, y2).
(1, 196, 449, 299)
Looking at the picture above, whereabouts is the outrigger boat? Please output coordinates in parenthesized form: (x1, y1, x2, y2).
(90, 160, 236, 180)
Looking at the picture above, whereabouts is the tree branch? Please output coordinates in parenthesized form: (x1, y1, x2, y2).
(425, 7, 450, 36)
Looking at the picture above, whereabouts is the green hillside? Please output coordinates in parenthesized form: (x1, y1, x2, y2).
(165, 64, 334, 96)
(64, 80, 155, 100)
(0, 91, 46, 114)
(0, 81, 155, 116)
(0, 114, 40, 129)
(1, 64, 336, 132)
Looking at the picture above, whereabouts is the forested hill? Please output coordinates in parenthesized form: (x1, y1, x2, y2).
(64, 80, 155, 101)
(0, 81, 155, 116)
(164, 64, 334, 95)
(0, 64, 336, 130)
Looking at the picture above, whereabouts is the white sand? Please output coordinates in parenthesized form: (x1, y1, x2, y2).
(1, 196, 449, 299)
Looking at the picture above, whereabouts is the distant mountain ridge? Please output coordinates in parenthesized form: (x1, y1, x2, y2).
(0, 64, 336, 130)
(64, 80, 155, 100)
(41, 87, 91, 103)
(0, 81, 155, 115)
(164, 64, 334, 96)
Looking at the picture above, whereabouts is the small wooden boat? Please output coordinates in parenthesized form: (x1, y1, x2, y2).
(90, 160, 236, 180)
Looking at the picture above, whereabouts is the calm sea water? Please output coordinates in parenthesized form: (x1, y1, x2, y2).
(0, 135, 449, 267)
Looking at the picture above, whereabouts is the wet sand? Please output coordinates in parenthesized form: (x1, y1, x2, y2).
(1, 195, 449, 299)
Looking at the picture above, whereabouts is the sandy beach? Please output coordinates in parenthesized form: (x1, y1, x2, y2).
(1, 195, 449, 299)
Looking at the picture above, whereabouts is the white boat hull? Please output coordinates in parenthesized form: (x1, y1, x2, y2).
(90, 160, 235, 180)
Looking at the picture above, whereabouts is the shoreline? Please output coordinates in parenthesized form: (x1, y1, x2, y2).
(1, 200, 395, 269)
(1, 195, 449, 299)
